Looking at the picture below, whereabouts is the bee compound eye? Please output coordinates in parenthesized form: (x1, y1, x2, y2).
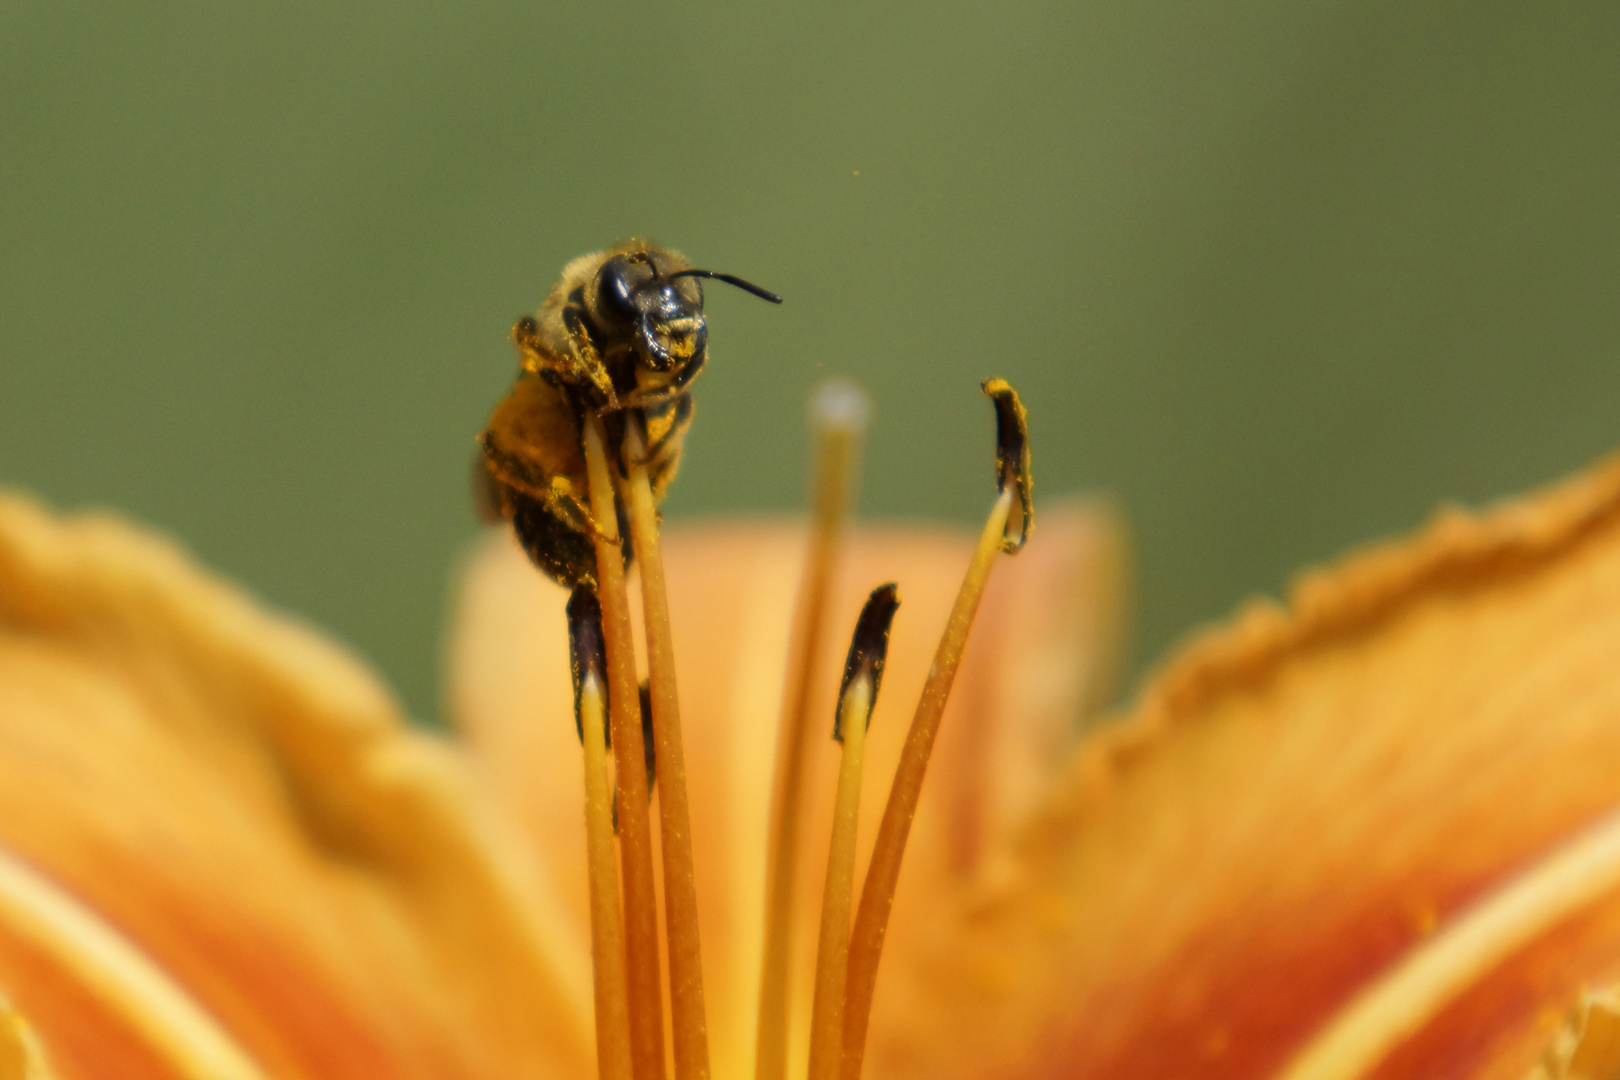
(596, 257, 637, 318)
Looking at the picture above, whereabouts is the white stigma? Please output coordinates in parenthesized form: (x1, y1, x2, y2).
(810, 377, 872, 437)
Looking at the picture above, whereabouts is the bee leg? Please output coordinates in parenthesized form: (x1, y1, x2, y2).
(512, 316, 575, 379)
(560, 306, 617, 403)
(631, 393, 694, 469)
(512, 311, 618, 405)
(546, 477, 631, 550)
(615, 351, 706, 412)
(664, 350, 705, 395)
(644, 438, 684, 502)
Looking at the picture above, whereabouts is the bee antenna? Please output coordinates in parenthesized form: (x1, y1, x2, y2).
(668, 269, 783, 304)
(628, 250, 661, 279)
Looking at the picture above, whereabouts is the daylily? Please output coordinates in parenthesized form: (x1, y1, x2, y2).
(2, 442, 1620, 1080)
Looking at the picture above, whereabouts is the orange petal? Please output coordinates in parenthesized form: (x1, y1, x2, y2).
(447, 499, 1126, 1080)
(0, 492, 593, 1078)
(883, 453, 1620, 1080)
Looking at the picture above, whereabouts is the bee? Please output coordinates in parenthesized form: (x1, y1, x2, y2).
(478, 240, 781, 588)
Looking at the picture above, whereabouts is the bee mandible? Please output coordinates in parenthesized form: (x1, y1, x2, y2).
(478, 240, 781, 588)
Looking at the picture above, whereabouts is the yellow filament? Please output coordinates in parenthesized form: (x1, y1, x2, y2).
(579, 669, 634, 1080)
(582, 412, 667, 1080)
(839, 488, 1015, 1080)
(1275, 805, 1620, 1080)
(622, 416, 711, 1080)
(806, 676, 873, 1080)
(756, 381, 867, 1080)
(0, 845, 266, 1080)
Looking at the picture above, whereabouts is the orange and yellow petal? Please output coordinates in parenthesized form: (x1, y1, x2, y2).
(0, 492, 593, 1079)
(29, 434, 1618, 1080)
(873, 454, 1620, 1080)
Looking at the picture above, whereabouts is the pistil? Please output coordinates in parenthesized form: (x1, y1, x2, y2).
(756, 381, 869, 1080)
(582, 412, 667, 1080)
(622, 414, 711, 1080)
(839, 380, 1032, 1080)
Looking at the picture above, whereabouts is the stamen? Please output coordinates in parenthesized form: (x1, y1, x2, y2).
(756, 379, 871, 1080)
(621, 414, 711, 1080)
(807, 585, 899, 1080)
(839, 379, 1033, 1080)
(568, 588, 635, 1080)
(582, 412, 667, 1080)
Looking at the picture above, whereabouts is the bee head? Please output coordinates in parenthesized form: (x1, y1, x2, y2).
(595, 251, 782, 375)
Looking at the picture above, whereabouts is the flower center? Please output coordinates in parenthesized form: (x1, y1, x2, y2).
(543, 377, 1032, 1080)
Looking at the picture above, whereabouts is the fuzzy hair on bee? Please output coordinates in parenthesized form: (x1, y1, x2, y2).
(477, 240, 781, 589)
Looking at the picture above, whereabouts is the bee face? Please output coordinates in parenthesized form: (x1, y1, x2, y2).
(484, 241, 780, 587)
(593, 251, 708, 375)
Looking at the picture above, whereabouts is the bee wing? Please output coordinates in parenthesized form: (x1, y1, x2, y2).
(471, 451, 505, 524)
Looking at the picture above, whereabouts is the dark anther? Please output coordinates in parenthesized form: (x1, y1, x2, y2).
(667, 269, 784, 305)
(833, 583, 901, 742)
(981, 378, 1034, 553)
(565, 586, 609, 746)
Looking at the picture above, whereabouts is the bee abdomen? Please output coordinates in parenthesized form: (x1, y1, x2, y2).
(506, 487, 633, 590)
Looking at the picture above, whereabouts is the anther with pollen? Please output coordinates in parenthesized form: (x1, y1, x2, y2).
(838, 378, 1033, 1080)
(567, 588, 633, 1080)
(808, 584, 899, 1080)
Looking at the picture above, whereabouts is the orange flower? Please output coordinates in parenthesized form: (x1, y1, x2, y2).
(3, 447, 1620, 1080)
(0, 483, 1118, 1080)
(450, 502, 1123, 1080)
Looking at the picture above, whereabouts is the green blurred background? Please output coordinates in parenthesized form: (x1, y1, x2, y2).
(4, 4, 1618, 722)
